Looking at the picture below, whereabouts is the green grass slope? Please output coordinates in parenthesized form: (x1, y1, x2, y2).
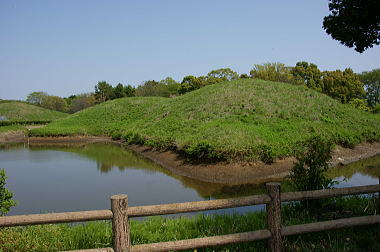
(30, 79, 380, 162)
(0, 101, 67, 122)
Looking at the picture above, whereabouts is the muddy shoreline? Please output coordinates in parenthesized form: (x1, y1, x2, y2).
(1, 130, 379, 184)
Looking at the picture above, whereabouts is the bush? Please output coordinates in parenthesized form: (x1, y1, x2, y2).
(289, 136, 334, 192)
(0, 169, 17, 216)
(182, 142, 224, 163)
(258, 144, 275, 164)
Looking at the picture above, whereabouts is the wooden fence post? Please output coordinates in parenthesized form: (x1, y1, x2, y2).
(266, 182, 282, 252)
(111, 194, 130, 252)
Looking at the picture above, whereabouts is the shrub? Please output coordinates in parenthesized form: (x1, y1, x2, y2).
(182, 142, 224, 163)
(0, 169, 17, 216)
(289, 136, 334, 192)
(258, 144, 275, 164)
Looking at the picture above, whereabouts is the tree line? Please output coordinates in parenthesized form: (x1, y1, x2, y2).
(25, 63, 380, 113)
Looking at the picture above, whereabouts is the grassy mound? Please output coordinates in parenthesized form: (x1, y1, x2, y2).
(0, 101, 67, 122)
(30, 79, 380, 162)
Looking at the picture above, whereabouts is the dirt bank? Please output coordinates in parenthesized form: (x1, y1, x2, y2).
(0, 129, 111, 146)
(1, 132, 379, 184)
(128, 142, 380, 185)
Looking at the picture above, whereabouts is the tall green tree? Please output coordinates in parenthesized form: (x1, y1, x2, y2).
(94, 81, 113, 103)
(291, 62, 323, 91)
(123, 85, 135, 97)
(323, 0, 380, 53)
(207, 68, 239, 81)
(359, 69, 380, 107)
(250, 63, 294, 83)
(26, 92, 47, 105)
(135, 80, 160, 97)
(322, 68, 365, 103)
(158, 77, 180, 97)
(41, 95, 68, 112)
(179, 76, 207, 94)
(113, 83, 125, 99)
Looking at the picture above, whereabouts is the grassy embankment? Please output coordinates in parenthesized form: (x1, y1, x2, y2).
(0, 101, 67, 134)
(30, 79, 380, 162)
(1, 196, 378, 251)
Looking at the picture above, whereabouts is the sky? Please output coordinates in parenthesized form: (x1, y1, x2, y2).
(0, 0, 379, 100)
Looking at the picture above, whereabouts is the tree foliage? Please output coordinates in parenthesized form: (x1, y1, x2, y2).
(323, 0, 380, 53)
(359, 68, 380, 107)
(26, 92, 47, 105)
(322, 68, 365, 103)
(207, 68, 239, 81)
(94, 81, 114, 103)
(179, 76, 207, 94)
(69, 93, 96, 113)
(135, 78, 181, 97)
(291, 62, 323, 91)
(250, 63, 294, 83)
(0, 169, 17, 216)
(41, 95, 68, 112)
(348, 98, 371, 111)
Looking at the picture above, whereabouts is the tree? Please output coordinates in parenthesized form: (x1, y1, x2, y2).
(323, 0, 380, 53)
(124, 85, 135, 97)
(359, 68, 380, 107)
(135, 80, 160, 97)
(113, 83, 125, 99)
(158, 77, 180, 97)
(322, 68, 365, 103)
(291, 62, 323, 91)
(178, 76, 207, 94)
(0, 169, 17, 216)
(94, 81, 114, 103)
(69, 93, 96, 113)
(26, 91, 47, 105)
(207, 68, 239, 81)
(239, 73, 250, 79)
(41, 95, 68, 112)
(250, 63, 294, 83)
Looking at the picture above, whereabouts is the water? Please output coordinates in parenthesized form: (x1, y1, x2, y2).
(0, 142, 379, 216)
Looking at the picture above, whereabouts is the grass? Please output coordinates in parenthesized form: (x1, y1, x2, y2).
(29, 79, 380, 162)
(0, 101, 67, 122)
(0, 125, 26, 134)
(1, 196, 378, 251)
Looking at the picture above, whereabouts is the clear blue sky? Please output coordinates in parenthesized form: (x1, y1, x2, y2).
(1, 0, 379, 100)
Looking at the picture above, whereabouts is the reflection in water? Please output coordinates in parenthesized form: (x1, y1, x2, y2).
(0, 142, 379, 215)
(327, 155, 380, 180)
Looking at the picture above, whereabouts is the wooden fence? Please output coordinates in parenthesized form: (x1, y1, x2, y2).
(1, 182, 379, 252)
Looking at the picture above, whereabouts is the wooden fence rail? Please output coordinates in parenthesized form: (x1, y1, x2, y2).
(0, 183, 379, 252)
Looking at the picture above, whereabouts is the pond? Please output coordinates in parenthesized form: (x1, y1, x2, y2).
(0, 142, 379, 216)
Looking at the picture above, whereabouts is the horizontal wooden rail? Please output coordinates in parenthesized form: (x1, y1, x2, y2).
(127, 194, 270, 217)
(0, 210, 112, 227)
(1, 183, 379, 252)
(282, 215, 380, 236)
(63, 249, 114, 252)
(131, 230, 271, 252)
(281, 184, 380, 202)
